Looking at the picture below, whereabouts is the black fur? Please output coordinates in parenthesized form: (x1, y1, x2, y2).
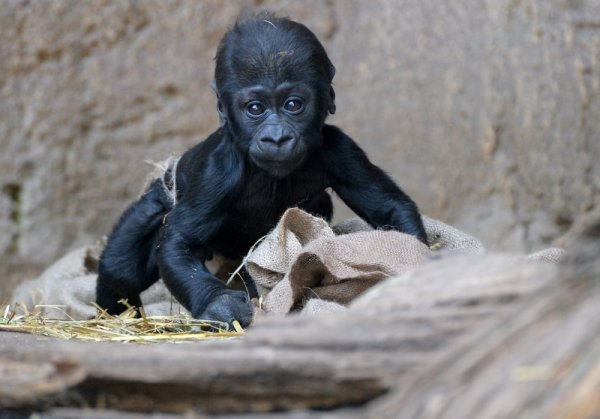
(96, 13, 427, 328)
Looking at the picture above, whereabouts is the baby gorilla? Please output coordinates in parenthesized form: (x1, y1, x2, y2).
(96, 13, 428, 329)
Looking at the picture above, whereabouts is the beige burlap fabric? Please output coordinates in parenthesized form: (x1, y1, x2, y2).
(11, 206, 565, 321)
(143, 156, 180, 205)
(247, 208, 562, 316)
(422, 216, 485, 252)
(11, 244, 239, 320)
(11, 243, 185, 320)
(259, 229, 431, 315)
(247, 208, 336, 295)
(526, 247, 566, 263)
(332, 215, 486, 253)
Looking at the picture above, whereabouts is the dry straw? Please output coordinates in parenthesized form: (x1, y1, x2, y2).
(0, 300, 243, 343)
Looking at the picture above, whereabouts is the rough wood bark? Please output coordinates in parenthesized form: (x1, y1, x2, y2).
(369, 276, 600, 418)
(369, 223, 600, 419)
(5, 241, 600, 418)
(0, 253, 564, 416)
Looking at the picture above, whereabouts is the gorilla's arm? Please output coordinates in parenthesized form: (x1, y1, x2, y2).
(157, 143, 254, 327)
(322, 124, 428, 244)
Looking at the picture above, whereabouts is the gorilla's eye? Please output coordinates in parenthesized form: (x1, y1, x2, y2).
(283, 98, 304, 113)
(246, 102, 265, 117)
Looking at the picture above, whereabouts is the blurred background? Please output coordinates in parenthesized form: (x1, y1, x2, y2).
(1, 0, 598, 297)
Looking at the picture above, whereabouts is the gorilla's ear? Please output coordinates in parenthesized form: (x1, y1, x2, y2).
(327, 61, 336, 80)
(211, 80, 227, 126)
(328, 86, 336, 115)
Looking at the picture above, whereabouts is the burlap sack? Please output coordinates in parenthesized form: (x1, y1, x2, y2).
(11, 204, 565, 321)
(527, 247, 566, 263)
(332, 215, 486, 253)
(422, 216, 485, 252)
(11, 243, 184, 320)
(247, 208, 335, 295)
(247, 208, 564, 316)
(262, 229, 431, 315)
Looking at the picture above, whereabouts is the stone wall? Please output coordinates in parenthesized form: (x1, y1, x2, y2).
(1, 0, 598, 294)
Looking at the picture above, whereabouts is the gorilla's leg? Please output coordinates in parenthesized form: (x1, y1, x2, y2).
(96, 180, 170, 314)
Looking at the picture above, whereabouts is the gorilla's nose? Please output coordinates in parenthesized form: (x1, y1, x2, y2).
(259, 134, 293, 147)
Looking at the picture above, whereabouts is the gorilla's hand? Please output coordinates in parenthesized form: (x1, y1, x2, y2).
(197, 289, 254, 330)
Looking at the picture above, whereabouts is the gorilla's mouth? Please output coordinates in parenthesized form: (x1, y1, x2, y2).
(249, 151, 306, 178)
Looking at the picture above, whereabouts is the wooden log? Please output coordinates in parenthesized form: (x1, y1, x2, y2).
(369, 222, 600, 418)
(0, 254, 565, 415)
